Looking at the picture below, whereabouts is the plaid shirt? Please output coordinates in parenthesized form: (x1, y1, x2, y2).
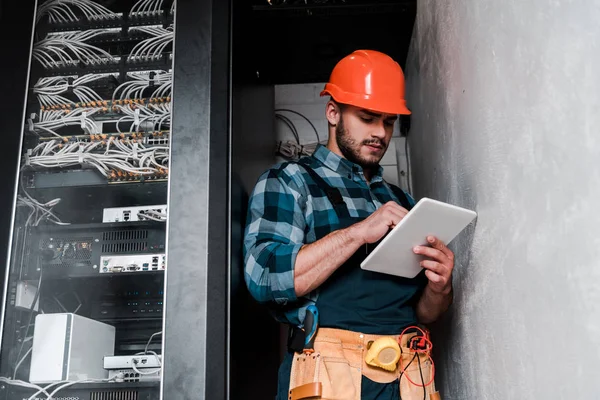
(243, 145, 415, 326)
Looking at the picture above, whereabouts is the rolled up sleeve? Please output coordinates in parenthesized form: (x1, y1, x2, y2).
(243, 166, 307, 307)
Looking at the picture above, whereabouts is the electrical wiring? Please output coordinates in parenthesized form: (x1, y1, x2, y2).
(132, 362, 161, 375)
(0, 377, 51, 398)
(23, 378, 115, 400)
(275, 114, 300, 144)
(12, 347, 32, 381)
(128, 27, 174, 62)
(398, 352, 418, 399)
(275, 108, 321, 143)
(398, 326, 435, 388)
(34, 74, 104, 108)
(30, 70, 173, 136)
(17, 193, 67, 227)
(128, 331, 163, 376)
(32, 107, 102, 135)
(34, 33, 117, 69)
(130, 0, 165, 17)
(25, 138, 169, 179)
(113, 71, 172, 101)
(417, 354, 426, 400)
(144, 331, 162, 354)
(44, 379, 113, 399)
(138, 209, 167, 221)
(37, 0, 117, 24)
(137, 212, 164, 221)
(12, 269, 43, 382)
(276, 140, 322, 160)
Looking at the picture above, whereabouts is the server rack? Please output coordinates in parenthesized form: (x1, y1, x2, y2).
(0, 0, 230, 399)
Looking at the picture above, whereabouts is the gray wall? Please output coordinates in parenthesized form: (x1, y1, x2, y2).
(405, 1, 600, 398)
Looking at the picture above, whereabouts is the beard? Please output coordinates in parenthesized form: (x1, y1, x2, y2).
(335, 117, 387, 169)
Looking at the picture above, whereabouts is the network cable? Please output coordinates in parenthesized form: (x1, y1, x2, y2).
(37, 0, 118, 24)
(130, 0, 167, 18)
(128, 27, 174, 62)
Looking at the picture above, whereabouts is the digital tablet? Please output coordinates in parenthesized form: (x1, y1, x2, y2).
(360, 198, 477, 278)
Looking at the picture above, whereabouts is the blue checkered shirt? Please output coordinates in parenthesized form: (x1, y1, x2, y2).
(243, 145, 415, 326)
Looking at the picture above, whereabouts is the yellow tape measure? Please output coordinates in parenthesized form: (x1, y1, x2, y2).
(364, 337, 401, 371)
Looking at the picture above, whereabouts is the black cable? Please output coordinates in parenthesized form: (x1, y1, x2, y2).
(13, 268, 43, 378)
(398, 352, 418, 399)
(275, 108, 320, 143)
(275, 114, 299, 142)
(275, 114, 300, 144)
(405, 138, 412, 194)
(417, 353, 426, 400)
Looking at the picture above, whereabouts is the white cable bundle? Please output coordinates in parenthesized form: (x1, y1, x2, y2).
(34, 31, 116, 69)
(17, 192, 68, 227)
(112, 70, 172, 101)
(113, 102, 171, 133)
(37, 0, 117, 24)
(276, 140, 321, 160)
(138, 210, 167, 221)
(112, 71, 172, 132)
(33, 107, 101, 137)
(128, 26, 174, 62)
(34, 74, 104, 108)
(27, 138, 169, 179)
(130, 0, 165, 17)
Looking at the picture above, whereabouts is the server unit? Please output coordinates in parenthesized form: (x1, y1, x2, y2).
(29, 314, 116, 384)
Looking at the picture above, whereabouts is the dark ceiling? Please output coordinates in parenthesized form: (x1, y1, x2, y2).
(233, 0, 417, 84)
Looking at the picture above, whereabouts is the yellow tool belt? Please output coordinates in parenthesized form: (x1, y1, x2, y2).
(289, 327, 441, 400)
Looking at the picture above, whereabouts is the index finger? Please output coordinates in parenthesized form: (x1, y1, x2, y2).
(383, 201, 409, 214)
(426, 236, 454, 259)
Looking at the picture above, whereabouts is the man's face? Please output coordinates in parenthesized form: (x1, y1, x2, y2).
(335, 105, 398, 169)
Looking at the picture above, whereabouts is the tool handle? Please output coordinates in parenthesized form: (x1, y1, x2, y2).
(303, 305, 319, 351)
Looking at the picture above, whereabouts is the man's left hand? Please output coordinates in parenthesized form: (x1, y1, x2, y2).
(413, 236, 454, 295)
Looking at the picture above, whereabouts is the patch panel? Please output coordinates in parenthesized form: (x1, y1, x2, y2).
(103, 205, 167, 223)
(100, 253, 166, 273)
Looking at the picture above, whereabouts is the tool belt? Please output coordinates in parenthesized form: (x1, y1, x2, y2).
(288, 327, 441, 400)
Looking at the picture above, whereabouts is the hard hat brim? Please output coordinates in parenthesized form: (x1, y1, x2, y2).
(320, 85, 412, 115)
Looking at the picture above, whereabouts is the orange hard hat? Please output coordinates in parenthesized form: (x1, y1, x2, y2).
(320, 50, 411, 115)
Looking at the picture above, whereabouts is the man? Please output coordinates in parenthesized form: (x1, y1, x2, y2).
(244, 50, 452, 400)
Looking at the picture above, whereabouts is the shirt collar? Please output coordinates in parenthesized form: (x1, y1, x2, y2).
(312, 144, 384, 183)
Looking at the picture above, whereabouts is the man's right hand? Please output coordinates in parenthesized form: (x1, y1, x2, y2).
(352, 201, 409, 244)
(293, 201, 409, 297)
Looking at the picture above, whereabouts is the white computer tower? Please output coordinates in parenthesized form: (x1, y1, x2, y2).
(29, 313, 116, 383)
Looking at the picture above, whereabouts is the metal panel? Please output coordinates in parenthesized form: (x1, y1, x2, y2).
(0, 0, 37, 362)
(162, 0, 230, 398)
(206, 0, 231, 398)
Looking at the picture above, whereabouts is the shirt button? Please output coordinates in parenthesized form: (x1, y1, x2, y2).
(359, 334, 364, 339)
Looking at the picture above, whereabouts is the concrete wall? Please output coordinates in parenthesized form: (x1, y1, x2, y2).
(405, 1, 600, 398)
(274, 83, 409, 189)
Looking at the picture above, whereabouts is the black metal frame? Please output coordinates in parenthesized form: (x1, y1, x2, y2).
(0, 0, 37, 382)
